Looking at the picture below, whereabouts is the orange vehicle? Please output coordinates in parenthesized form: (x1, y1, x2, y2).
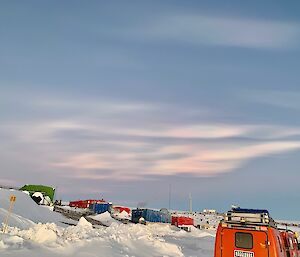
(280, 230, 300, 257)
(214, 208, 300, 257)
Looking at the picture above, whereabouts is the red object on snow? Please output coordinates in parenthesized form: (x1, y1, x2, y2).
(172, 216, 194, 226)
(69, 199, 106, 208)
(113, 206, 131, 214)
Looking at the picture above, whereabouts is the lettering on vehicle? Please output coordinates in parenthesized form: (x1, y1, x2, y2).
(234, 250, 254, 257)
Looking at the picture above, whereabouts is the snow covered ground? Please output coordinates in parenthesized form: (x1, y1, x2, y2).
(0, 218, 215, 257)
(2, 188, 300, 256)
(0, 189, 215, 257)
(0, 188, 71, 228)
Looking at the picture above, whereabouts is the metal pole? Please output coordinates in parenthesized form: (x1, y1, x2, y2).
(2, 202, 13, 233)
(168, 184, 171, 210)
(189, 193, 192, 213)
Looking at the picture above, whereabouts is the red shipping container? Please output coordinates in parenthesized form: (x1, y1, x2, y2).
(69, 199, 106, 208)
(172, 216, 194, 226)
(113, 206, 131, 214)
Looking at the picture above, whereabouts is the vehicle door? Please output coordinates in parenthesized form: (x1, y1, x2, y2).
(220, 228, 269, 257)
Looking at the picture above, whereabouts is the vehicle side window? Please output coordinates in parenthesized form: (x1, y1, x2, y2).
(277, 236, 283, 252)
(235, 232, 253, 249)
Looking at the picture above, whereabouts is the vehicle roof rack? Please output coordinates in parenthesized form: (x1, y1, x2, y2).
(224, 208, 276, 228)
(231, 208, 269, 214)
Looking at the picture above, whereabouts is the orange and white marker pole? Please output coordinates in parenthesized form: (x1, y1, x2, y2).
(2, 195, 16, 234)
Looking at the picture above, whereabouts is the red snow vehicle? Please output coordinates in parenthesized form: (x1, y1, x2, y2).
(214, 208, 300, 257)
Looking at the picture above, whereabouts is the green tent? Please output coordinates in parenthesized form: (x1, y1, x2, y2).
(19, 184, 55, 202)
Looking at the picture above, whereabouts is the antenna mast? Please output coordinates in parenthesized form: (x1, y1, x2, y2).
(168, 184, 171, 210)
(189, 193, 193, 213)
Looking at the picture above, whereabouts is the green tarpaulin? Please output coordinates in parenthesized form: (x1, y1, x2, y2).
(19, 184, 55, 201)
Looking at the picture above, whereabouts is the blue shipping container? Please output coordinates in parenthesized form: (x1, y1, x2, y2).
(132, 209, 171, 224)
(90, 203, 110, 214)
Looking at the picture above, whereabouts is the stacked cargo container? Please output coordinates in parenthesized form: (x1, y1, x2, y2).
(89, 202, 111, 214)
(132, 209, 171, 224)
(69, 199, 106, 208)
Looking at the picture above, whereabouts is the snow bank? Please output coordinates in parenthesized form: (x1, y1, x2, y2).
(0, 208, 34, 230)
(0, 219, 216, 257)
(112, 210, 131, 220)
(0, 188, 216, 256)
(88, 211, 120, 226)
(1, 221, 190, 257)
(14, 223, 58, 244)
(0, 189, 68, 228)
(77, 217, 93, 229)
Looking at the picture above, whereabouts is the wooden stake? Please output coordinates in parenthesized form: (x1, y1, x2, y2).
(2, 195, 16, 234)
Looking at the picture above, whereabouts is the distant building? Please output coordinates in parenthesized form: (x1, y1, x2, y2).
(203, 209, 216, 214)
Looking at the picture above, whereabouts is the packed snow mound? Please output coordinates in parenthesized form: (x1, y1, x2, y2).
(138, 223, 215, 239)
(89, 211, 119, 226)
(0, 205, 216, 257)
(14, 223, 58, 244)
(0, 208, 34, 230)
(113, 210, 131, 220)
(189, 227, 216, 238)
(0, 188, 217, 256)
(0, 188, 68, 228)
(1, 221, 194, 256)
(76, 217, 93, 229)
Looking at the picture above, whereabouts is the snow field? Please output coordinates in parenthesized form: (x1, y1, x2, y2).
(0, 217, 215, 257)
(0, 189, 215, 256)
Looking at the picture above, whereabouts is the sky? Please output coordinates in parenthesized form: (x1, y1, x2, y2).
(1, 0, 300, 219)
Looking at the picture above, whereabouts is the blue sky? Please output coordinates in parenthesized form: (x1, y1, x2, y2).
(1, 1, 300, 219)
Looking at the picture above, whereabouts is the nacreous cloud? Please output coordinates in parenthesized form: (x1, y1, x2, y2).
(154, 141, 300, 176)
(3, 97, 300, 181)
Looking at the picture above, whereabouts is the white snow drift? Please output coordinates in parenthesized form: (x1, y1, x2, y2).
(0, 189, 215, 257)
